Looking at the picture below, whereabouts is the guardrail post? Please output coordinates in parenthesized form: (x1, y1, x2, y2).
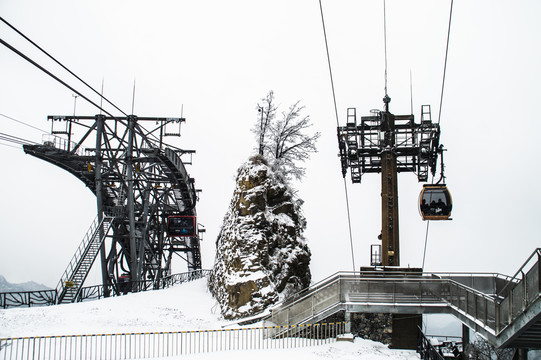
(495, 301, 500, 334)
(484, 297, 487, 326)
(521, 271, 527, 311)
(508, 288, 512, 325)
(345, 312, 351, 333)
(474, 290, 477, 320)
(538, 251, 541, 295)
(311, 291, 315, 319)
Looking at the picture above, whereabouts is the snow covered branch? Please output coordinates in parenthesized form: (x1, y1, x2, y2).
(252, 91, 320, 181)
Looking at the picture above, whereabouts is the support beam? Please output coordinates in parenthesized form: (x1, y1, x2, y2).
(95, 114, 111, 297)
(380, 104, 400, 266)
(24, 113, 202, 298)
(127, 115, 139, 289)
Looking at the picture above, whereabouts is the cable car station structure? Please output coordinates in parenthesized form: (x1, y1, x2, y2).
(23, 114, 202, 303)
(338, 95, 446, 267)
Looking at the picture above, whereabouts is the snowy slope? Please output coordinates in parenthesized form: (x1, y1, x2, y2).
(0, 278, 418, 360)
(0, 279, 223, 338)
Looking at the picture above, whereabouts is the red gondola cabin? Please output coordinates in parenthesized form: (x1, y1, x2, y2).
(167, 215, 197, 237)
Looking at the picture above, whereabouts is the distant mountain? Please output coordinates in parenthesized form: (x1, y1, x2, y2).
(0, 275, 51, 292)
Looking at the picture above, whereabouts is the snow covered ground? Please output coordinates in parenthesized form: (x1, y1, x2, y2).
(0, 278, 419, 359)
(174, 340, 419, 360)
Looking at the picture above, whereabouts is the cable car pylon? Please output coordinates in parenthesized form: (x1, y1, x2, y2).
(338, 95, 445, 267)
(24, 114, 203, 301)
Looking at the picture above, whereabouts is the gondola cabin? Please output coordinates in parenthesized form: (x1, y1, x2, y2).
(419, 185, 452, 220)
(167, 215, 197, 237)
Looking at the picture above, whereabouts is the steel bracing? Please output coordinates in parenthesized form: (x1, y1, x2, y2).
(337, 101, 441, 267)
(337, 104, 440, 184)
(266, 249, 541, 349)
(23, 114, 201, 300)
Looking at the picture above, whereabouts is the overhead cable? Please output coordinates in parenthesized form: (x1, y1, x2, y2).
(319, 0, 357, 273)
(437, 0, 454, 125)
(0, 37, 117, 119)
(0, 16, 128, 117)
(0, 131, 38, 146)
(383, 0, 389, 96)
(0, 142, 21, 149)
(0, 113, 48, 133)
(423, 0, 454, 270)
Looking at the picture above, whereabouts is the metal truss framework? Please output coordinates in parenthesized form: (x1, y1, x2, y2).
(24, 114, 201, 297)
(337, 99, 441, 266)
(338, 104, 440, 184)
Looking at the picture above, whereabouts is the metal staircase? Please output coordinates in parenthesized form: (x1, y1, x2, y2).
(55, 216, 114, 304)
(266, 249, 541, 350)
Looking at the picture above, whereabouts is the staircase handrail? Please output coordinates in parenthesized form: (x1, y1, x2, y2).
(54, 215, 99, 297)
(496, 248, 541, 298)
(267, 269, 535, 346)
(268, 272, 500, 329)
(417, 326, 445, 360)
(54, 215, 114, 300)
(271, 270, 507, 314)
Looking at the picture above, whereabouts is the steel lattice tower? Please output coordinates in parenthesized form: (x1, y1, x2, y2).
(24, 114, 201, 300)
(338, 96, 441, 266)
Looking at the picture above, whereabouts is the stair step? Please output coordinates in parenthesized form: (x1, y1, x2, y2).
(57, 216, 114, 303)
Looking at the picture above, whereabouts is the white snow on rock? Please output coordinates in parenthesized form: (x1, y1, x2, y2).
(208, 156, 311, 319)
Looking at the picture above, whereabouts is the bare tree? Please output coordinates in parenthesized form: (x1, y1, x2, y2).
(269, 101, 320, 180)
(253, 91, 320, 181)
(465, 337, 514, 360)
(252, 90, 277, 156)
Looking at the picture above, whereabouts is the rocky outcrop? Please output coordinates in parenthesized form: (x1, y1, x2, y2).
(351, 313, 393, 345)
(208, 155, 311, 319)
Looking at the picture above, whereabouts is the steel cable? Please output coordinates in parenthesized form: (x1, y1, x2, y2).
(423, 0, 454, 270)
(0, 16, 128, 117)
(318, 0, 357, 273)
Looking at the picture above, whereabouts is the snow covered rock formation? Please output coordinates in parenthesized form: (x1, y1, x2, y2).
(209, 156, 311, 319)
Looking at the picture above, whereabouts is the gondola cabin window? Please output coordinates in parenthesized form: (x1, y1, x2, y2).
(167, 215, 196, 237)
(419, 185, 452, 220)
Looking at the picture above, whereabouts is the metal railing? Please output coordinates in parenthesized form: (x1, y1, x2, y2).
(55, 215, 102, 300)
(495, 249, 540, 333)
(0, 270, 211, 309)
(269, 272, 450, 326)
(56, 216, 114, 304)
(417, 327, 444, 360)
(0, 322, 347, 360)
(0, 289, 56, 309)
(41, 134, 86, 156)
(268, 249, 541, 347)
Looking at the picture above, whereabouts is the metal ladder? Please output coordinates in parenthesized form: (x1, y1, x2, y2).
(418, 104, 433, 181)
(55, 215, 114, 304)
(345, 108, 362, 183)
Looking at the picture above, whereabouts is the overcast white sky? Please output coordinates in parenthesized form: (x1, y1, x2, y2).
(1, 0, 540, 288)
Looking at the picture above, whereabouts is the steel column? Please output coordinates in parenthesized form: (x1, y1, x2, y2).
(127, 115, 139, 289)
(95, 114, 111, 297)
(380, 103, 400, 266)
